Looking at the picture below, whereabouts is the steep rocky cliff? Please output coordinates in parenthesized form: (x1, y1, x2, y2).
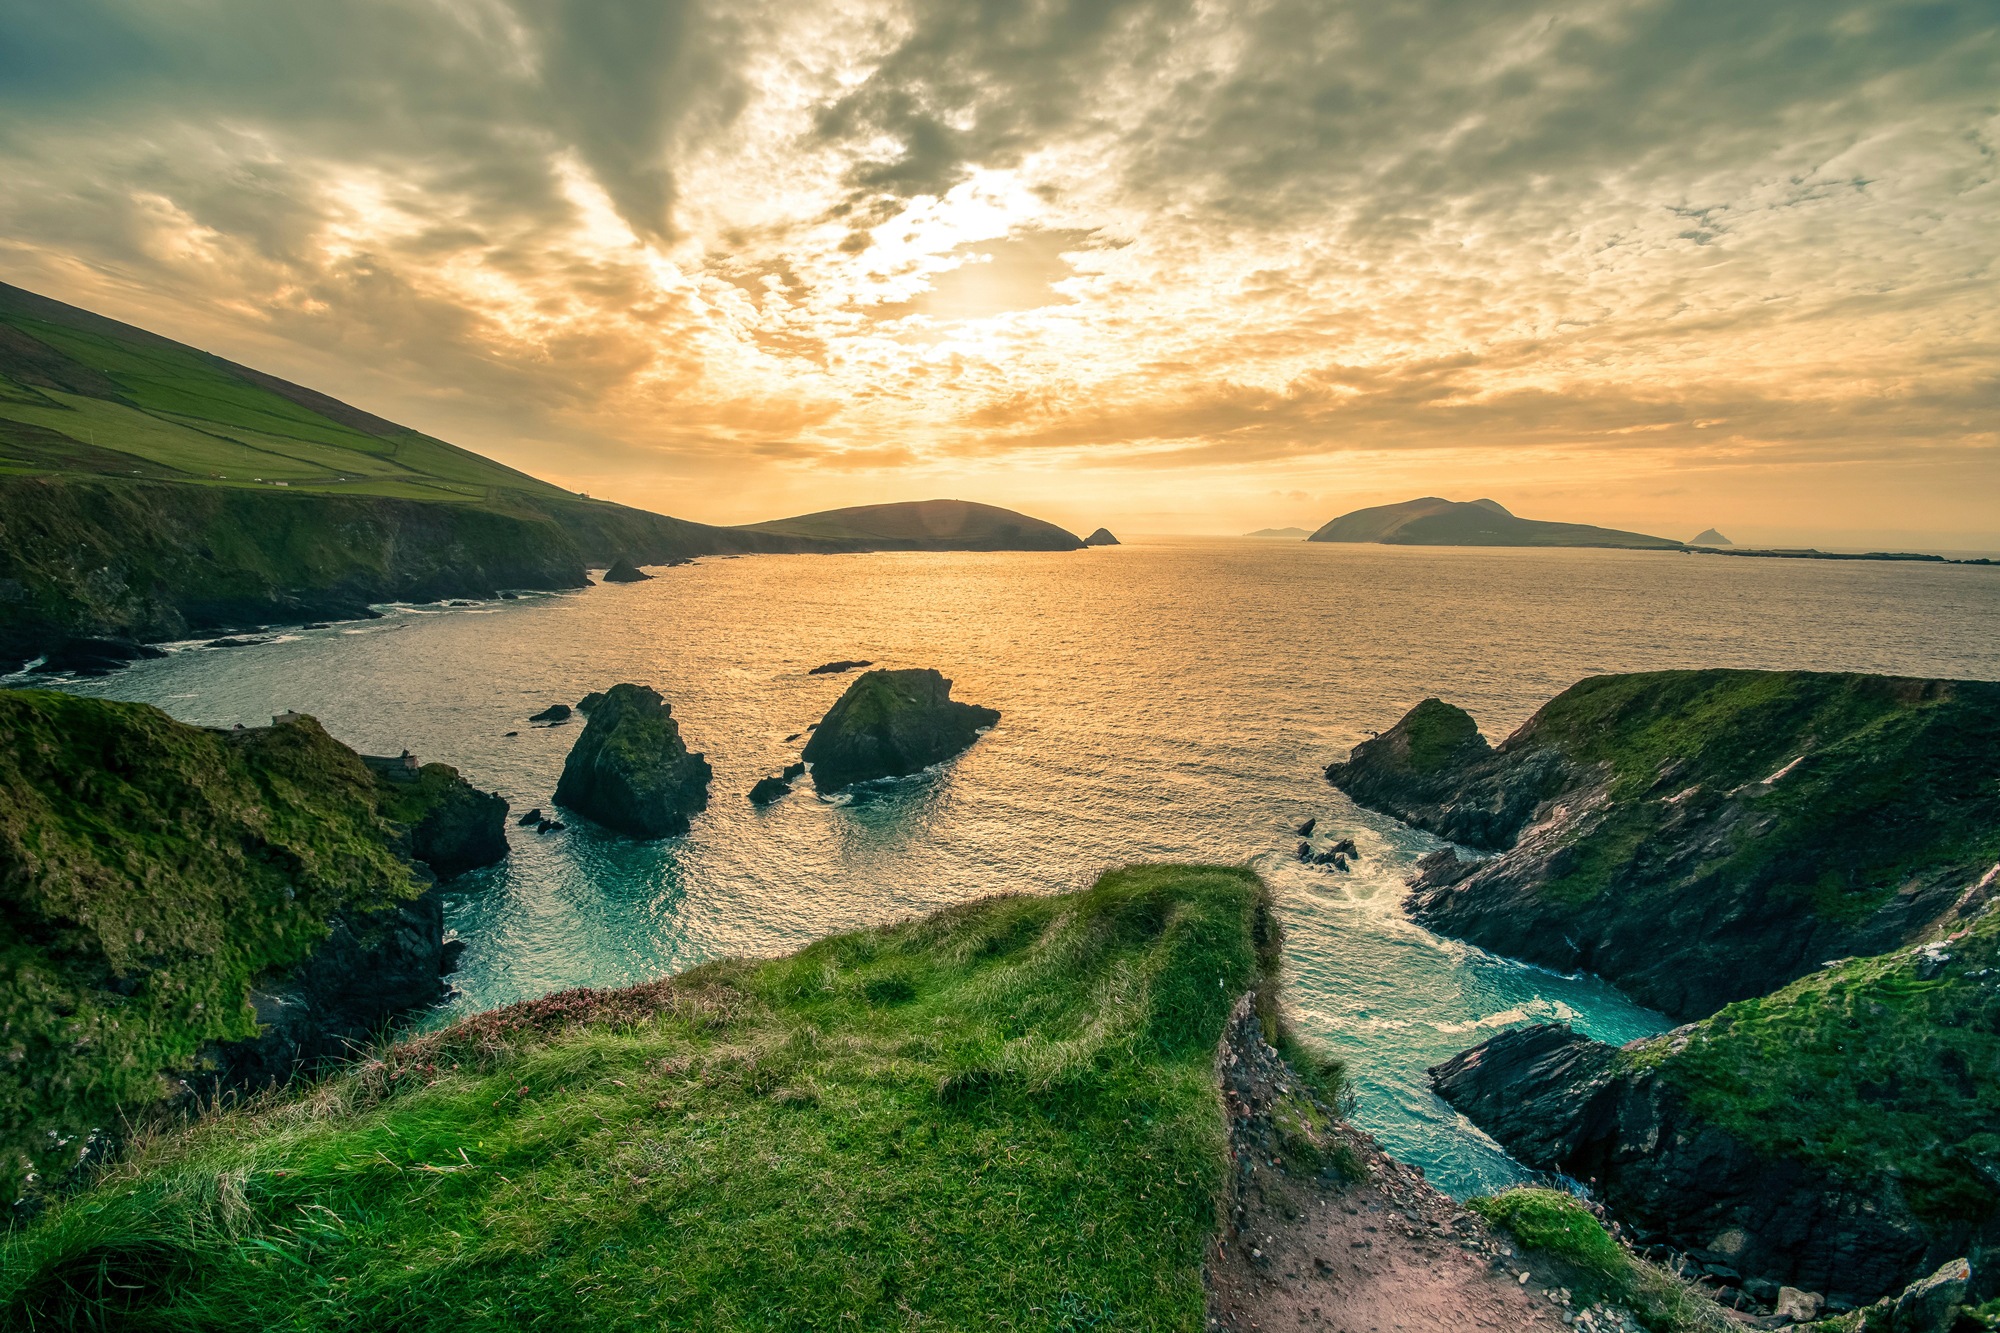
(801, 668, 1000, 791)
(0, 690, 504, 1209)
(1328, 670, 2000, 1019)
(1430, 904, 2000, 1309)
(553, 683, 712, 838)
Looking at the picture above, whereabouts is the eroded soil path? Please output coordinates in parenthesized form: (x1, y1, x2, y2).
(1206, 999, 1646, 1333)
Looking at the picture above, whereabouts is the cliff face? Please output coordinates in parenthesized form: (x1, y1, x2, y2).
(0, 691, 503, 1208)
(1328, 670, 2000, 1019)
(1431, 904, 2000, 1307)
(802, 668, 1000, 791)
(553, 683, 712, 838)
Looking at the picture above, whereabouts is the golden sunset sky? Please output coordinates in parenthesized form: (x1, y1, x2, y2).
(2, 1, 1995, 546)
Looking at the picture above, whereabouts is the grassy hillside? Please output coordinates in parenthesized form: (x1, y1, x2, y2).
(0, 281, 568, 504)
(0, 690, 449, 1209)
(2, 865, 1279, 1332)
(741, 499, 1085, 551)
(1626, 902, 2000, 1231)
(1308, 497, 1681, 548)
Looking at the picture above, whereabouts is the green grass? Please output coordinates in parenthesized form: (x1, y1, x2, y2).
(1470, 1188, 1728, 1332)
(2, 864, 1279, 1332)
(0, 691, 470, 1210)
(1622, 906, 2000, 1229)
(1398, 698, 1486, 773)
(1511, 671, 2000, 914)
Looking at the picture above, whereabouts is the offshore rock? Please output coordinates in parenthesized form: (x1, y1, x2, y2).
(602, 557, 652, 583)
(809, 659, 874, 675)
(801, 668, 999, 792)
(553, 683, 712, 838)
(530, 703, 571, 723)
(748, 774, 793, 805)
(1084, 527, 1120, 546)
(1330, 670, 2000, 1019)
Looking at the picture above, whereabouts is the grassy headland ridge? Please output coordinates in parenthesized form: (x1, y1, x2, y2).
(1307, 497, 1682, 549)
(3, 865, 1279, 1331)
(0, 689, 496, 1210)
(1330, 669, 2000, 1019)
(739, 498, 1085, 551)
(1434, 904, 2000, 1306)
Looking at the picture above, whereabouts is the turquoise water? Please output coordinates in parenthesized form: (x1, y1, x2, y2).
(43, 538, 2000, 1197)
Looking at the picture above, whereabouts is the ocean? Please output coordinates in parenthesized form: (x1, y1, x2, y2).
(45, 537, 2000, 1197)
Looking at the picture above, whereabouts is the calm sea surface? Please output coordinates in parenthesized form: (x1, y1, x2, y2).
(46, 538, 2000, 1196)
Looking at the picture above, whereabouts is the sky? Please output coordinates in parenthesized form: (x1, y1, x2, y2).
(1, 0, 1996, 546)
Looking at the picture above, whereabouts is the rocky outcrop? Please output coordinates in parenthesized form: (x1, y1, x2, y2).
(602, 558, 652, 583)
(1430, 906, 2000, 1309)
(809, 659, 873, 675)
(1329, 671, 2000, 1019)
(1084, 527, 1120, 546)
(748, 775, 793, 805)
(801, 668, 999, 791)
(368, 757, 510, 880)
(553, 683, 712, 837)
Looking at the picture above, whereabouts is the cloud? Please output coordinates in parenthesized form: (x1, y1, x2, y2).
(0, 0, 1992, 536)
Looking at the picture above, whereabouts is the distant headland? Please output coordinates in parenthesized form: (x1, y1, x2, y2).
(1307, 497, 1681, 549)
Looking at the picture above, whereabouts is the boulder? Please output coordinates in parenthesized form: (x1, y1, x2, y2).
(1084, 527, 1120, 546)
(553, 683, 712, 838)
(1773, 1287, 1823, 1322)
(1296, 817, 1317, 837)
(748, 775, 793, 805)
(602, 558, 652, 583)
(530, 703, 572, 723)
(801, 668, 999, 792)
(1882, 1258, 1970, 1331)
(809, 659, 874, 675)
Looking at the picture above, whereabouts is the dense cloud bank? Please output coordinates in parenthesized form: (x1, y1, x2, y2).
(1, 0, 1993, 532)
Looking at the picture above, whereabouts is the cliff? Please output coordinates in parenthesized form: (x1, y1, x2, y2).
(1307, 497, 1682, 549)
(1327, 670, 2000, 1019)
(0, 690, 504, 1209)
(802, 667, 999, 791)
(1430, 901, 2000, 1308)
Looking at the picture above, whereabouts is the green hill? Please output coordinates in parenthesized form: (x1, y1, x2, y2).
(1307, 497, 1681, 549)
(3, 865, 1282, 1331)
(740, 499, 1084, 550)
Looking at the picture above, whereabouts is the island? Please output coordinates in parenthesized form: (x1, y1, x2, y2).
(1245, 526, 1312, 539)
(1690, 527, 1733, 546)
(736, 498, 1084, 551)
(552, 683, 712, 838)
(1084, 526, 1120, 546)
(1307, 497, 1682, 548)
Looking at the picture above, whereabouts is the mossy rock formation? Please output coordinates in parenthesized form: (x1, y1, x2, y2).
(801, 668, 999, 791)
(1431, 901, 2000, 1308)
(553, 684, 711, 838)
(1328, 670, 2000, 1019)
(0, 690, 504, 1210)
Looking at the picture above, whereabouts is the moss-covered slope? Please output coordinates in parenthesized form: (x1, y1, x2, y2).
(2, 865, 1279, 1332)
(1432, 904, 2000, 1306)
(0, 690, 493, 1209)
(1330, 670, 2000, 1018)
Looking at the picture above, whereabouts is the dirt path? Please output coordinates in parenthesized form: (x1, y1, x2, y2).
(1205, 997, 1647, 1333)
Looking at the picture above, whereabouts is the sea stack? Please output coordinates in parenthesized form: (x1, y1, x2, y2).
(802, 668, 999, 791)
(1084, 527, 1120, 546)
(602, 558, 653, 583)
(1691, 527, 1733, 546)
(553, 683, 712, 837)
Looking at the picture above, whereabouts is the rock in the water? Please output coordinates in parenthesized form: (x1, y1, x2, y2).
(782, 760, 806, 780)
(367, 755, 510, 880)
(603, 558, 652, 583)
(1296, 816, 1317, 837)
(1296, 841, 1313, 862)
(784, 731, 802, 742)
(537, 818, 565, 833)
(530, 703, 572, 723)
(553, 683, 712, 838)
(809, 659, 874, 675)
(748, 775, 793, 805)
(800, 668, 998, 792)
(515, 807, 543, 826)
(439, 939, 469, 976)
(31, 637, 168, 675)
(1084, 527, 1120, 546)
